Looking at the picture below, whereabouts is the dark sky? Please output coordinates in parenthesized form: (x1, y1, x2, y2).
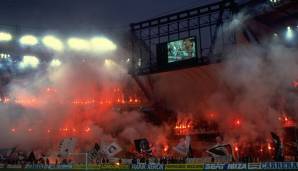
(0, 0, 219, 36)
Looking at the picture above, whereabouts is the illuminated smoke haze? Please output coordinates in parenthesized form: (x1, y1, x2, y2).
(0, 13, 297, 157)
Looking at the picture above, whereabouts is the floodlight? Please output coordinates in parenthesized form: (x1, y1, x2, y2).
(67, 37, 90, 51)
(0, 32, 12, 42)
(90, 37, 117, 52)
(42, 35, 64, 51)
(19, 35, 38, 45)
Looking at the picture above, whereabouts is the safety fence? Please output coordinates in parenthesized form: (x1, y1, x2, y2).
(2, 162, 298, 170)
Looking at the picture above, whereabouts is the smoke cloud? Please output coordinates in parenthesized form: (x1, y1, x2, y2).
(0, 53, 169, 157)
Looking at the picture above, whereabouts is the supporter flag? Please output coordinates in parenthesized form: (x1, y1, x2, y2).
(58, 138, 76, 157)
(173, 136, 191, 155)
(271, 132, 281, 145)
(0, 147, 17, 157)
(134, 138, 152, 156)
(87, 143, 100, 162)
(103, 142, 122, 157)
(271, 132, 284, 161)
(206, 144, 232, 157)
(28, 151, 36, 163)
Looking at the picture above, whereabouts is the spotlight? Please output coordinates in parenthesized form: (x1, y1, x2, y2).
(19, 55, 40, 69)
(67, 37, 90, 51)
(19, 35, 38, 46)
(285, 26, 294, 40)
(42, 35, 64, 51)
(90, 37, 117, 52)
(50, 58, 62, 67)
(0, 32, 12, 42)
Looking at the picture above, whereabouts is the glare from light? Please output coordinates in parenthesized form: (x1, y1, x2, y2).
(104, 59, 116, 69)
(270, 0, 279, 3)
(50, 59, 62, 67)
(42, 35, 64, 51)
(90, 37, 117, 52)
(67, 38, 90, 51)
(0, 53, 10, 59)
(19, 55, 40, 69)
(0, 32, 12, 42)
(104, 59, 112, 66)
(138, 58, 142, 67)
(286, 26, 294, 40)
(19, 35, 38, 45)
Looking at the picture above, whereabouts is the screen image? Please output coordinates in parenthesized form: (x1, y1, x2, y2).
(167, 37, 196, 63)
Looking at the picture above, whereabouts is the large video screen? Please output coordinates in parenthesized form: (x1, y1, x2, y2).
(167, 37, 196, 63)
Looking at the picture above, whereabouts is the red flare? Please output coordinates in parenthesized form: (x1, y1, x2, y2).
(292, 80, 298, 88)
(163, 145, 169, 152)
(234, 146, 239, 152)
(85, 127, 91, 132)
(235, 119, 241, 126)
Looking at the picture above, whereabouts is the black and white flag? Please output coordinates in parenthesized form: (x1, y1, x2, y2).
(102, 142, 122, 157)
(206, 144, 232, 157)
(58, 138, 76, 157)
(87, 143, 100, 162)
(173, 136, 191, 155)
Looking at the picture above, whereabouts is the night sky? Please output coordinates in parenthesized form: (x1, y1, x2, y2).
(0, 0, 219, 35)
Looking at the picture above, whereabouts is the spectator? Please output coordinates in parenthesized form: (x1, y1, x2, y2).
(132, 157, 137, 164)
